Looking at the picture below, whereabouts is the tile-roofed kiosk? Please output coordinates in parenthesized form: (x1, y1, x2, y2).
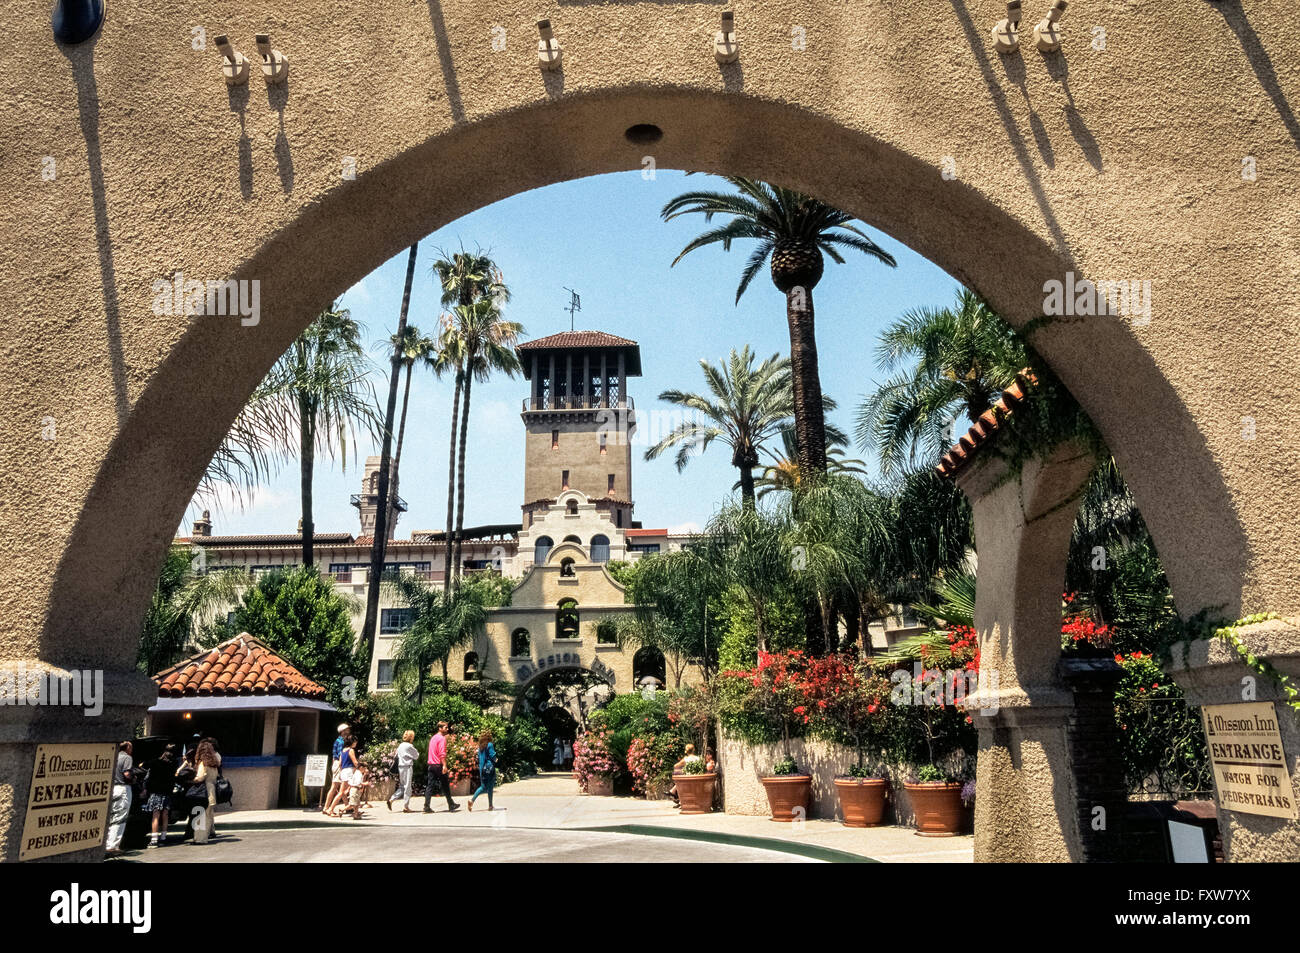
(147, 635, 337, 811)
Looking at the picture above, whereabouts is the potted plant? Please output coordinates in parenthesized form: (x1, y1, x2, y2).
(902, 764, 966, 836)
(720, 650, 814, 821)
(443, 733, 479, 797)
(672, 753, 717, 814)
(805, 655, 893, 827)
(573, 729, 618, 796)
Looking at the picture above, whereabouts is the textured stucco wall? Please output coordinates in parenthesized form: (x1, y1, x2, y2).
(1, 0, 1298, 859)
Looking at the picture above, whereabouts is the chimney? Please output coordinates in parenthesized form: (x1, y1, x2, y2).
(192, 510, 212, 537)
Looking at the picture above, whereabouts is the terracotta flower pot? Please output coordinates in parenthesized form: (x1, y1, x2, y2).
(834, 777, 890, 827)
(586, 774, 614, 796)
(450, 777, 473, 797)
(760, 775, 812, 822)
(673, 773, 717, 814)
(903, 781, 966, 836)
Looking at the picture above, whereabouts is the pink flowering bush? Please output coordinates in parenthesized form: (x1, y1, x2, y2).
(572, 728, 619, 792)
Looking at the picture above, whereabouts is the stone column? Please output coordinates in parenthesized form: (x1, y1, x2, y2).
(954, 441, 1095, 862)
(1168, 619, 1300, 861)
(0, 663, 157, 861)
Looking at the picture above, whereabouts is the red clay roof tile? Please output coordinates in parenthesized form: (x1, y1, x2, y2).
(936, 370, 1036, 478)
(153, 634, 327, 700)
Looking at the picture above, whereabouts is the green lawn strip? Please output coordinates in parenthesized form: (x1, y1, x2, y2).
(567, 823, 877, 863)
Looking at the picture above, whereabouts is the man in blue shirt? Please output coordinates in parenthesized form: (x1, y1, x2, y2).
(322, 723, 351, 814)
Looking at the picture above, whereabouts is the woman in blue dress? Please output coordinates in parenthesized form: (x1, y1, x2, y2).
(467, 731, 498, 811)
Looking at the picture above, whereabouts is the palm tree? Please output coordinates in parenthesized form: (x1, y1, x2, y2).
(361, 244, 420, 663)
(258, 302, 379, 567)
(381, 324, 438, 518)
(446, 298, 523, 581)
(430, 248, 511, 586)
(384, 571, 489, 697)
(855, 288, 1028, 477)
(138, 548, 249, 674)
(751, 422, 867, 500)
(702, 502, 794, 653)
(645, 347, 794, 506)
(663, 177, 896, 477)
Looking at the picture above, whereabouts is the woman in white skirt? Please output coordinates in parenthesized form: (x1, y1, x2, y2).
(388, 730, 419, 813)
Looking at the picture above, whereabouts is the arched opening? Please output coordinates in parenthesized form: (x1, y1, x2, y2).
(511, 665, 615, 734)
(559, 558, 577, 578)
(533, 536, 553, 566)
(632, 646, 666, 689)
(562, 535, 581, 544)
(463, 651, 480, 681)
(556, 598, 580, 638)
(590, 534, 611, 563)
(566, 499, 579, 516)
(510, 628, 530, 658)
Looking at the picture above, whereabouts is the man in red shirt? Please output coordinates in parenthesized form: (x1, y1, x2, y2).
(423, 721, 460, 813)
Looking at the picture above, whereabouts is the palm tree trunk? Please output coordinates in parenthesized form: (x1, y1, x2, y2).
(299, 398, 315, 568)
(442, 372, 462, 587)
(361, 243, 419, 659)
(441, 656, 449, 692)
(737, 462, 756, 508)
(452, 373, 473, 581)
(387, 360, 414, 520)
(785, 288, 828, 476)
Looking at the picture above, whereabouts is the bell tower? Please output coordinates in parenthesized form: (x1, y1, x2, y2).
(517, 331, 641, 529)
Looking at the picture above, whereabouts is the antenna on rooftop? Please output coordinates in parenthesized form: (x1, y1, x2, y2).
(563, 287, 581, 331)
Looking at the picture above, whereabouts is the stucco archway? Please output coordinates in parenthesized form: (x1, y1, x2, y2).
(3, 1, 1298, 860)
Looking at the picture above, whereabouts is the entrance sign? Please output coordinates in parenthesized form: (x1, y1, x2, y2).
(304, 755, 329, 788)
(19, 743, 115, 861)
(1201, 702, 1298, 819)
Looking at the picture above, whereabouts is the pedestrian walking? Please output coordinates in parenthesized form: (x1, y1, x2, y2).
(467, 731, 498, 812)
(104, 741, 134, 855)
(192, 736, 222, 843)
(388, 730, 420, 813)
(329, 737, 361, 817)
(552, 737, 564, 771)
(322, 723, 351, 814)
(144, 744, 179, 848)
(562, 738, 574, 771)
(423, 721, 460, 813)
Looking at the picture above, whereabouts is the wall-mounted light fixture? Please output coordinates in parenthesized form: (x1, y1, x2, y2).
(537, 20, 562, 70)
(215, 35, 250, 86)
(991, 1, 1023, 55)
(255, 33, 289, 84)
(52, 0, 105, 45)
(1034, 1, 1068, 53)
(715, 11, 739, 64)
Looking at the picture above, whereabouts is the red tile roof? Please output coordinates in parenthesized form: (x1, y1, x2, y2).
(154, 634, 327, 699)
(518, 331, 638, 350)
(936, 370, 1036, 478)
(624, 528, 668, 537)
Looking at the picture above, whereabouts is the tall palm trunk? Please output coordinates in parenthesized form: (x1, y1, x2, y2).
(387, 360, 414, 519)
(361, 243, 418, 658)
(299, 395, 315, 567)
(786, 288, 828, 476)
(452, 373, 473, 581)
(442, 371, 462, 586)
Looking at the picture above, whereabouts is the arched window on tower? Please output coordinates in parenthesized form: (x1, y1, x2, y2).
(590, 534, 610, 563)
(556, 599, 580, 639)
(560, 557, 577, 577)
(567, 499, 579, 515)
(511, 628, 531, 657)
(463, 651, 480, 680)
(534, 536, 553, 565)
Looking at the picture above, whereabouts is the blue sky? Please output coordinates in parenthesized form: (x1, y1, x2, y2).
(197, 171, 961, 539)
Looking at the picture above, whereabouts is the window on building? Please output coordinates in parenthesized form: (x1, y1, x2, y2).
(629, 543, 660, 555)
(556, 598, 580, 638)
(562, 469, 570, 490)
(463, 652, 480, 680)
(616, 509, 623, 527)
(590, 534, 610, 563)
(534, 536, 553, 564)
(225, 611, 239, 627)
(552, 429, 559, 450)
(607, 474, 615, 496)
(560, 557, 577, 577)
(511, 628, 531, 657)
(566, 498, 578, 515)
(377, 660, 396, 690)
(596, 620, 617, 645)
(599, 433, 607, 455)
(380, 608, 414, 634)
